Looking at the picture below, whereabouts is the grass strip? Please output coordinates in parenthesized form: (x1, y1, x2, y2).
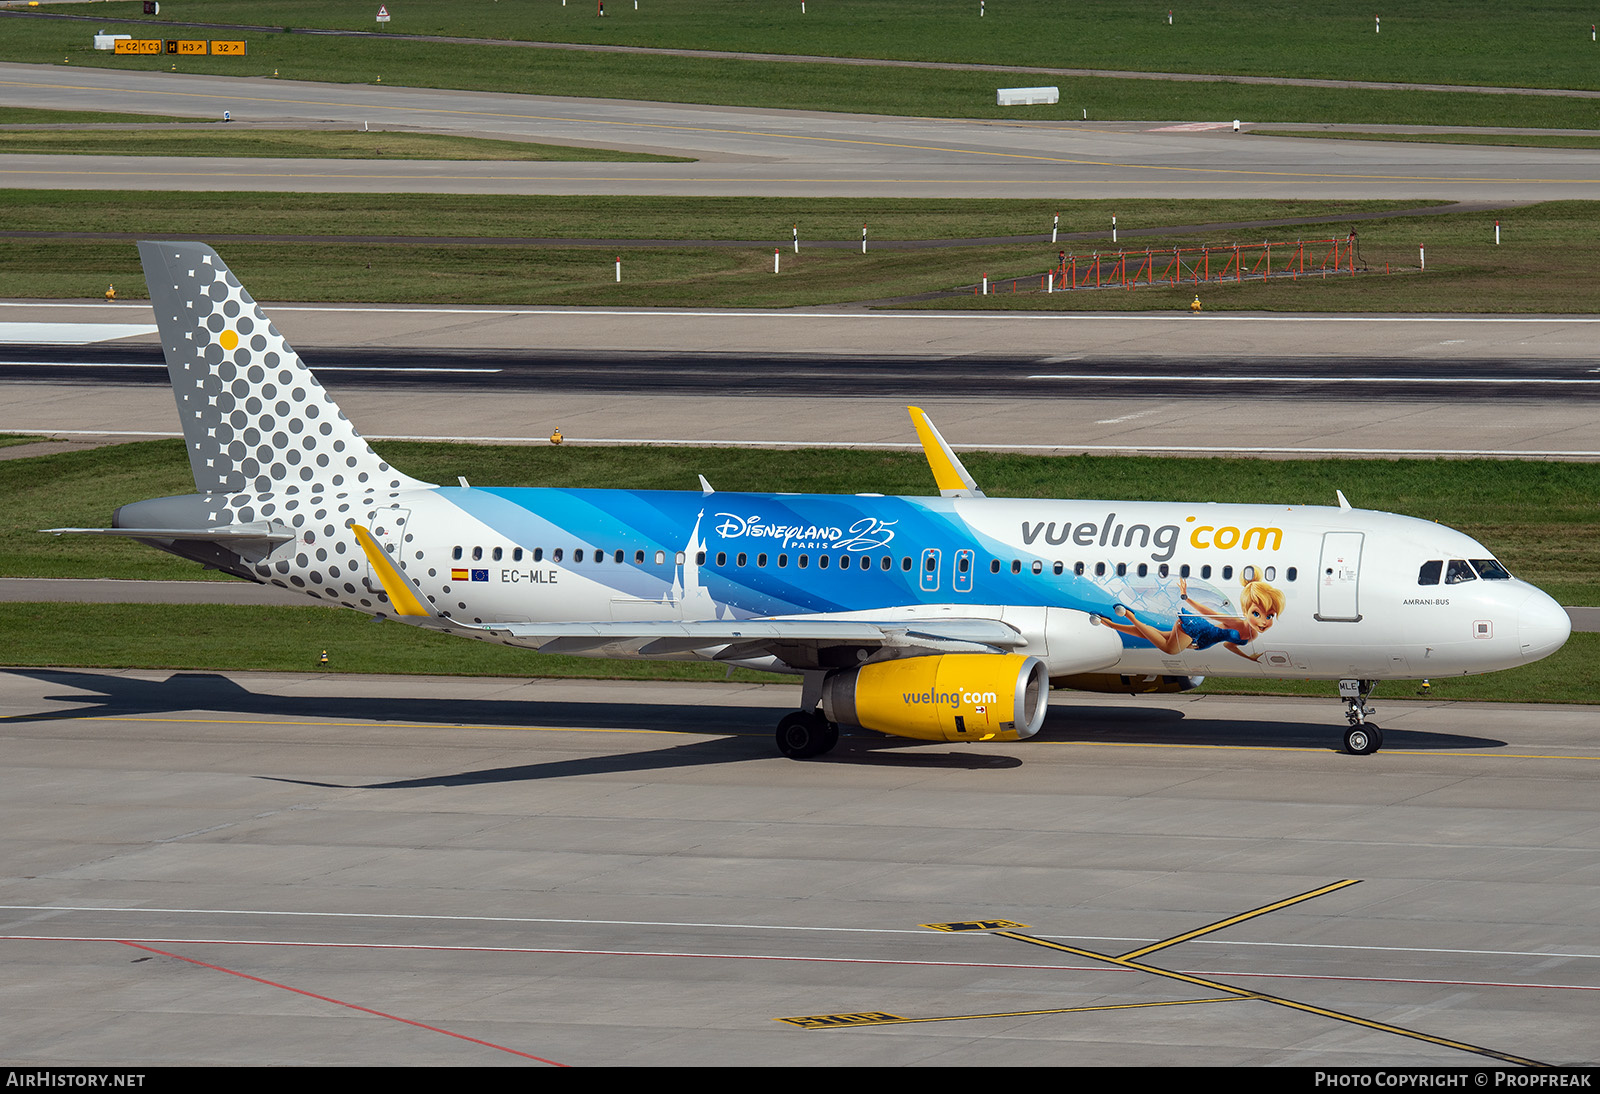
(6, 214, 1596, 313)
(7, 440, 1595, 607)
(0, 106, 200, 124)
(0, 128, 691, 160)
(1255, 130, 1600, 150)
(0, 603, 1591, 705)
(0, 192, 1426, 242)
(4, 194, 1593, 314)
(9, 5, 1600, 128)
(18, 0, 1600, 92)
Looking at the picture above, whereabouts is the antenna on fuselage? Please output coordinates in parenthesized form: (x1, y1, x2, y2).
(1336, 489, 1352, 510)
(908, 406, 985, 498)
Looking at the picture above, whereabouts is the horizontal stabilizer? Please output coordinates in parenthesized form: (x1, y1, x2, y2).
(46, 523, 295, 545)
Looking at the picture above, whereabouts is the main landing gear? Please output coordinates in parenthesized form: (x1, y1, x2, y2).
(776, 710, 839, 759)
(1338, 678, 1382, 755)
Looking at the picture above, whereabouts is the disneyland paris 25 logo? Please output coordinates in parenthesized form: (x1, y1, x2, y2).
(714, 513, 897, 551)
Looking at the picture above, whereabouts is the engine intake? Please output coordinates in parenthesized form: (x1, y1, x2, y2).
(821, 653, 1049, 743)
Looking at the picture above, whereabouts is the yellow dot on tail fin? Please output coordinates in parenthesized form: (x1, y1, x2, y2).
(219, 330, 238, 350)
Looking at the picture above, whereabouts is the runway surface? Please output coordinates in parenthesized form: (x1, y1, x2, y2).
(4, 64, 1600, 199)
(4, 304, 1598, 458)
(1, 668, 1595, 1066)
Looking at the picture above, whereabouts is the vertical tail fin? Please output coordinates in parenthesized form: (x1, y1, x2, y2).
(137, 241, 431, 496)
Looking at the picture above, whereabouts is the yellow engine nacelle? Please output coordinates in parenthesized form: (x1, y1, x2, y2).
(820, 653, 1049, 743)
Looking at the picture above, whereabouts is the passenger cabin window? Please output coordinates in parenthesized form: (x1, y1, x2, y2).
(1446, 559, 1477, 584)
(492, 547, 503, 561)
(472, 546, 483, 561)
(452, 546, 462, 560)
(552, 548, 563, 562)
(1418, 560, 1443, 586)
(513, 547, 523, 562)
(533, 548, 544, 562)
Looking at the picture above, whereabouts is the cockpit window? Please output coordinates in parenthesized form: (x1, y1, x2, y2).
(1417, 560, 1442, 586)
(1445, 559, 1477, 584)
(1471, 558, 1511, 580)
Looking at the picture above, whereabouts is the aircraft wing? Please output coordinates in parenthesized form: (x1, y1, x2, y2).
(470, 617, 1026, 659)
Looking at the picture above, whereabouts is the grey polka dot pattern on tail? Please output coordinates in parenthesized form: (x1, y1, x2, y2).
(138, 241, 432, 501)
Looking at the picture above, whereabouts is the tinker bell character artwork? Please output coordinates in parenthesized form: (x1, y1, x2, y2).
(1097, 574, 1285, 663)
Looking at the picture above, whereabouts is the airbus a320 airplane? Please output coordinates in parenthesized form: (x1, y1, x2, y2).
(55, 243, 1572, 757)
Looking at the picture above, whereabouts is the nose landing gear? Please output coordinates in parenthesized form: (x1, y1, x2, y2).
(1338, 678, 1382, 755)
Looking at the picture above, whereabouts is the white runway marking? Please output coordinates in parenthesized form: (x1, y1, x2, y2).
(3, 428, 1595, 458)
(0, 361, 501, 373)
(1096, 407, 1168, 425)
(10, 302, 1600, 326)
(1029, 373, 1600, 384)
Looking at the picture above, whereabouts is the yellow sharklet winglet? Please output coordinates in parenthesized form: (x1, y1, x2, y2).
(908, 406, 985, 498)
(351, 524, 433, 617)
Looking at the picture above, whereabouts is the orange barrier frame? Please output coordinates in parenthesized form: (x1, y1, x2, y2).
(1031, 236, 1361, 293)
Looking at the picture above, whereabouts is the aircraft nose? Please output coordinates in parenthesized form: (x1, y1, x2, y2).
(1518, 589, 1572, 663)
